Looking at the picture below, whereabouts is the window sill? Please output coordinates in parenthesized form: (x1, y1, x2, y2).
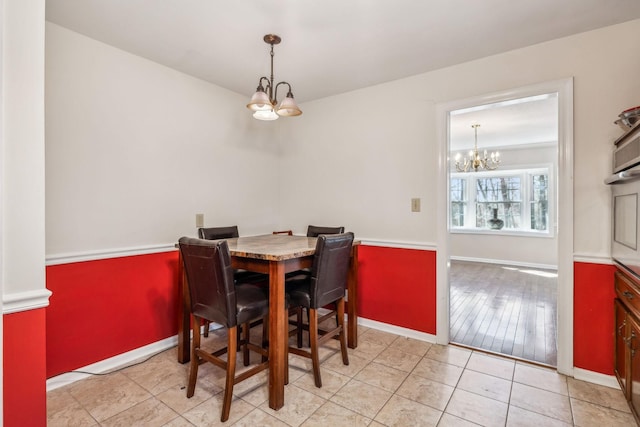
(450, 228, 554, 238)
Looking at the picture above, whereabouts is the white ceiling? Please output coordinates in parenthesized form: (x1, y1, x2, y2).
(46, 0, 640, 105)
(45, 1, 640, 149)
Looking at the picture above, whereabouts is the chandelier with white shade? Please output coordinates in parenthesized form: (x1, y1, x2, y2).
(246, 34, 302, 121)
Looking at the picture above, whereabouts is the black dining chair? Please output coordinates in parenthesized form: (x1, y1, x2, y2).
(288, 225, 346, 346)
(197, 226, 267, 336)
(198, 226, 240, 240)
(306, 225, 345, 237)
(179, 237, 269, 422)
(286, 232, 354, 387)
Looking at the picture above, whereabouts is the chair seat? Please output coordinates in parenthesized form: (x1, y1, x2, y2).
(285, 279, 312, 308)
(235, 284, 270, 325)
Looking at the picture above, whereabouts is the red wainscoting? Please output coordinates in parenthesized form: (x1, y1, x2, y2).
(46, 251, 179, 378)
(4, 308, 47, 426)
(357, 245, 436, 334)
(574, 261, 617, 375)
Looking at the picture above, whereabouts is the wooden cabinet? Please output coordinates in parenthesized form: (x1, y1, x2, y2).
(614, 269, 640, 423)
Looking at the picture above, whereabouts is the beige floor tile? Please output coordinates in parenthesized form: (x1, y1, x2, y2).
(375, 394, 442, 426)
(259, 384, 326, 427)
(510, 382, 572, 424)
(426, 345, 472, 368)
(570, 398, 636, 427)
(566, 377, 629, 413)
(445, 389, 508, 426)
(47, 388, 98, 426)
(457, 369, 512, 403)
(360, 328, 400, 346)
(122, 351, 190, 395)
(351, 336, 389, 360)
(300, 401, 371, 427)
(100, 397, 179, 427)
(161, 416, 195, 427)
(233, 408, 290, 427)
(396, 374, 455, 410)
(294, 365, 351, 399)
(437, 413, 479, 426)
(183, 394, 254, 426)
(391, 336, 433, 357)
(330, 378, 393, 418)
(412, 357, 464, 386)
(323, 351, 370, 378)
(155, 383, 216, 415)
(506, 405, 572, 426)
(354, 361, 408, 392)
(66, 372, 152, 422)
(466, 352, 515, 380)
(231, 370, 268, 406)
(374, 346, 422, 372)
(513, 362, 568, 395)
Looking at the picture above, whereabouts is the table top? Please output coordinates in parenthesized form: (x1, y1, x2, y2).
(225, 234, 318, 261)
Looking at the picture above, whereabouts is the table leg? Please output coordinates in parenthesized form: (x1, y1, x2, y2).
(347, 245, 359, 349)
(177, 251, 191, 363)
(268, 260, 286, 410)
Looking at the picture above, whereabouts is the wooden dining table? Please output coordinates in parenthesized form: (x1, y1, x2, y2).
(176, 234, 360, 410)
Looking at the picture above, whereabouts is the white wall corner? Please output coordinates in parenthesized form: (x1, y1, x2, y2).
(3, 288, 52, 314)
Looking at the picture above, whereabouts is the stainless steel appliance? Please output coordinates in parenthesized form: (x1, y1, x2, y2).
(607, 123, 640, 279)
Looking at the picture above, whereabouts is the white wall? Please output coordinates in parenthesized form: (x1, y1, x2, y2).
(279, 19, 640, 261)
(3, 1, 46, 295)
(45, 23, 282, 256)
(450, 144, 557, 266)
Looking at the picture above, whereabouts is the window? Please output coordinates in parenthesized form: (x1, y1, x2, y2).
(450, 168, 551, 235)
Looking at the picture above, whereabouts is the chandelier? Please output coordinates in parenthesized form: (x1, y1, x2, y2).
(454, 124, 500, 172)
(246, 34, 302, 121)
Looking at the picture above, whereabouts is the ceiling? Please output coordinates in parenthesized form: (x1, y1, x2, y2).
(46, 0, 640, 105)
(45, 1, 640, 149)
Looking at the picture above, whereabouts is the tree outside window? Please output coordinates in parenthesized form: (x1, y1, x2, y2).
(450, 168, 550, 234)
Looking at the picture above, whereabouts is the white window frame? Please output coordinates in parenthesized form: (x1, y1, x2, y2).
(450, 165, 555, 238)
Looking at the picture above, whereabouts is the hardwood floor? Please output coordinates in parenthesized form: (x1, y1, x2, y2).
(450, 260, 558, 366)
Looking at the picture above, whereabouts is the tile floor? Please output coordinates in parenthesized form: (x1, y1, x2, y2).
(47, 324, 636, 426)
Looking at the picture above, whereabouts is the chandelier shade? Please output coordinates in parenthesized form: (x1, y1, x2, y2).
(247, 88, 272, 112)
(247, 34, 302, 121)
(276, 94, 302, 117)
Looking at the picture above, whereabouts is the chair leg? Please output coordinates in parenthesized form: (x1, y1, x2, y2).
(337, 299, 349, 366)
(203, 319, 209, 337)
(187, 315, 201, 398)
(261, 315, 268, 363)
(296, 307, 303, 348)
(309, 308, 322, 387)
(242, 322, 250, 366)
(221, 326, 238, 422)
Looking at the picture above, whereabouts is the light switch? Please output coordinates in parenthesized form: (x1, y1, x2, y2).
(411, 198, 421, 212)
(195, 213, 204, 228)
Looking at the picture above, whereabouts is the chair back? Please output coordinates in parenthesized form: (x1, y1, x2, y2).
(309, 232, 354, 308)
(179, 237, 238, 327)
(198, 226, 239, 240)
(306, 225, 345, 237)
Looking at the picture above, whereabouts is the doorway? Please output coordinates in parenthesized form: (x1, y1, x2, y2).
(435, 79, 574, 375)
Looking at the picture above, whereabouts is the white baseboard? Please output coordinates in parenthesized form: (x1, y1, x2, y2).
(46, 335, 178, 391)
(46, 317, 617, 394)
(358, 317, 437, 343)
(573, 367, 621, 390)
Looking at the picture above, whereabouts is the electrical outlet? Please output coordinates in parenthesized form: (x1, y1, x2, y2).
(195, 213, 204, 228)
(411, 198, 421, 212)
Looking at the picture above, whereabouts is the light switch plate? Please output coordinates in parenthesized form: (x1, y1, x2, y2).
(195, 213, 204, 228)
(411, 198, 421, 212)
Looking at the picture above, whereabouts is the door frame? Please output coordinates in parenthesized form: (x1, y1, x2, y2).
(435, 78, 574, 375)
